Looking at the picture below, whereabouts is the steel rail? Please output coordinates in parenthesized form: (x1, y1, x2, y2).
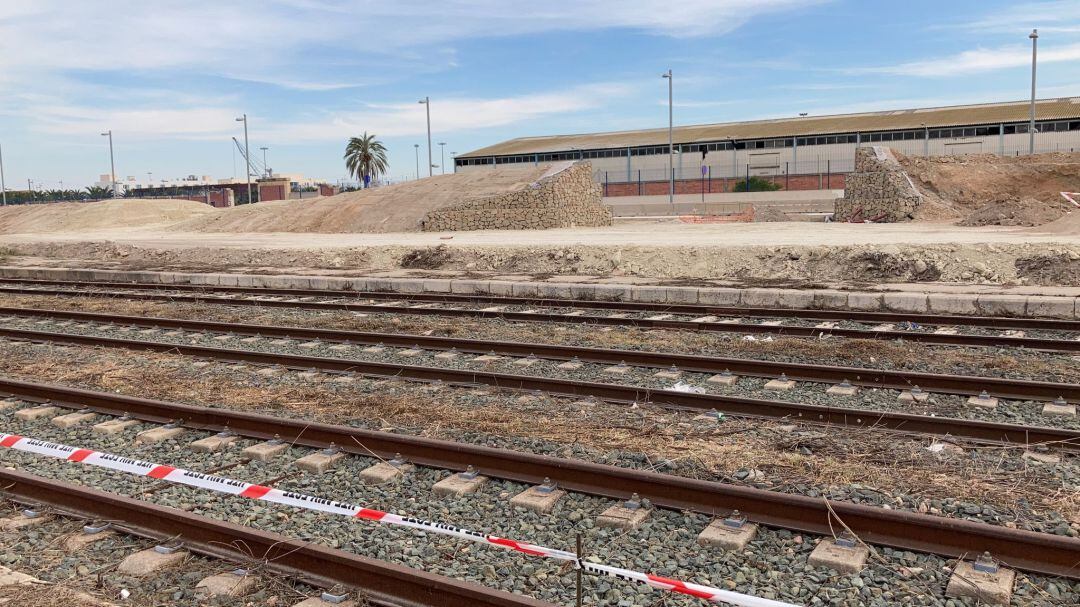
(1, 282, 1078, 353)
(2, 305, 1077, 403)
(3, 276, 1079, 332)
(0, 468, 548, 607)
(1, 326, 1076, 452)
(0, 377, 1076, 580)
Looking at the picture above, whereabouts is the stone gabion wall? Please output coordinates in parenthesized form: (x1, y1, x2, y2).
(421, 161, 613, 231)
(834, 146, 923, 222)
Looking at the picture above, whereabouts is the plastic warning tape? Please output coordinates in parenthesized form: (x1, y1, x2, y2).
(0, 432, 800, 607)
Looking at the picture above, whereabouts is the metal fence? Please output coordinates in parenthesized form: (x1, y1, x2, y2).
(594, 129, 1080, 193)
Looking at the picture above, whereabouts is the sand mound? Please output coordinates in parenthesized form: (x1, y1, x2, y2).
(898, 151, 1080, 225)
(0, 198, 216, 233)
(1027, 210, 1080, 235)
(173, 164, 564, 233)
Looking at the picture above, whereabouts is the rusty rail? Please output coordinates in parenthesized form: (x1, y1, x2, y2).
(0, 326, 1076, 452)
(0, 378, 1077, 580)
(1, 306, 1077, 402)
(0, 468, 549, 607)
(1, 281, 1077, 353)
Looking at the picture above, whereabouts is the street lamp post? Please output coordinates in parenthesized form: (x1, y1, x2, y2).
(661, 69, 674, 211)
(1029, 29, 1038, 155)
(438, 142, 447, 175)
(414, 144, 420, 180)
(100, 130, 117, 197)
(235, 114, 252, 203)
(0, 142, 7, 206)
(418, 97, 433, 177)
(260, 146, 269, 177)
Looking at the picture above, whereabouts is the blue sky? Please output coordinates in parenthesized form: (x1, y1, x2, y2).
(1, 0, 1079, 188)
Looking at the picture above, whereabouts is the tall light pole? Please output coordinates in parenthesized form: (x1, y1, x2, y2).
(100, 130, 117, 197)
(0, 142, 7, 206)
(260, 146, 269, 177)
(438, 142, 447, 175)
(414, 144, 420, 180)
(662, 69, 674, 210)
(418, 97, 432, 177)
(235, 114, 252, 203)
(1029, 29, 1038, 155)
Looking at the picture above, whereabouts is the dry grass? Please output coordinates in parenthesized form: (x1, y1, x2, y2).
(0, 340, 1075, 525)
(0, 293, 1075, 381)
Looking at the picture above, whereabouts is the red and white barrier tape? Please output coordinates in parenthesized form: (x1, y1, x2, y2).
(0, 432, 800, 607)
(1062, 192, 1080, 207)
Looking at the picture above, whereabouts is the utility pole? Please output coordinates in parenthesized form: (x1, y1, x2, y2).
(662, 69, 674, 211)
(235, 114, 252, 203)
(100, 130, 117, 197)
(0, 142, 6, 206)
(418, 97, 432, 177)
(1029, 29, 1038, 155)
(438, 142, 447, 175)
(414, 144, 420, 180)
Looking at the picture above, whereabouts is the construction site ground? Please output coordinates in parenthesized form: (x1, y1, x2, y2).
(1, 219, 1078, 288)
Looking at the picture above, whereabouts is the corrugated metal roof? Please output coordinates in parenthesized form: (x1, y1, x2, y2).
(460, 97, 1080, 158)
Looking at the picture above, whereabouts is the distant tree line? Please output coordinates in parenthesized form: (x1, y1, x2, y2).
(1, 186, 118, 205)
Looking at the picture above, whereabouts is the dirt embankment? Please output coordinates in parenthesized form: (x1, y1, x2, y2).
(898, 151, 1080, 227)
(10, 239, 1080, 286)
(0, 199, 216, 233)
(171, 165, 559, 234)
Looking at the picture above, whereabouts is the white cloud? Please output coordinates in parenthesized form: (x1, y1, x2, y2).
(262, 83, 637, 143)
(957, 1, 1080, 33)
(0, 1, 825, 89)
(851, 42, 1080, 77)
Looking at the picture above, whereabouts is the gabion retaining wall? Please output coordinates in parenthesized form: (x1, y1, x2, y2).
(421, 161, 613, 231)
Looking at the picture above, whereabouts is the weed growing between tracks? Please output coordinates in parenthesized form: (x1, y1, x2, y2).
(0, 339, 1075, 532)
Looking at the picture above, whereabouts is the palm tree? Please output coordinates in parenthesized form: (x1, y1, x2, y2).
(344, 132, 388, 188)
(85, 186, 113, 200)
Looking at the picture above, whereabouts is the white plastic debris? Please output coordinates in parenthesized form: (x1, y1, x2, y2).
(670, 381, 706, 394)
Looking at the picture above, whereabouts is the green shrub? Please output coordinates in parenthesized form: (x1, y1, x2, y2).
(732, 176, 782, 192)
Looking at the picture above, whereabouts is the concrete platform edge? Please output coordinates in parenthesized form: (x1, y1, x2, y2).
(0, 266, 1076, 319)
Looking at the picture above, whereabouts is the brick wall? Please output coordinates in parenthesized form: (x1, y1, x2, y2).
(176, 189, 234, 208)
(602, 173, 846, 196)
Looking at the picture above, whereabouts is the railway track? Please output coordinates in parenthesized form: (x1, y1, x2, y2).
(0, 320, 1077, 451)
(0, 467, 546, 607)
(2, 305, 1078, 403)
(1, 377, 1077, 583)
(2, 278, 1078, 352)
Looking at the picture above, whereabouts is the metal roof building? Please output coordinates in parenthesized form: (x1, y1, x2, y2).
(454, 98, 1080, 185)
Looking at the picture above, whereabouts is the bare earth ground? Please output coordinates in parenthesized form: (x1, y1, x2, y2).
(2, 221, 1079, 285)
(900, 152, 1080, 226)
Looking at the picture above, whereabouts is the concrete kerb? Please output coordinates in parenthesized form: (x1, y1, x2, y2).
(0, 266, 1078, 318)
(1025, 295, 1077, 319)
(975, 295, 1028, 317)
(927, 293, 979, 316)
(882, 292, 930, 314)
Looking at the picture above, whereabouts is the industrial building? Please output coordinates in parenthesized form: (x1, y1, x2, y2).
(454, 97, 1080, 193)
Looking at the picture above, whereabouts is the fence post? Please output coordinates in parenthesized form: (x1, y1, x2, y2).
(745, 164, 750, 192)
(826, 160, 831, 189)
(637, 169, 641, 195)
